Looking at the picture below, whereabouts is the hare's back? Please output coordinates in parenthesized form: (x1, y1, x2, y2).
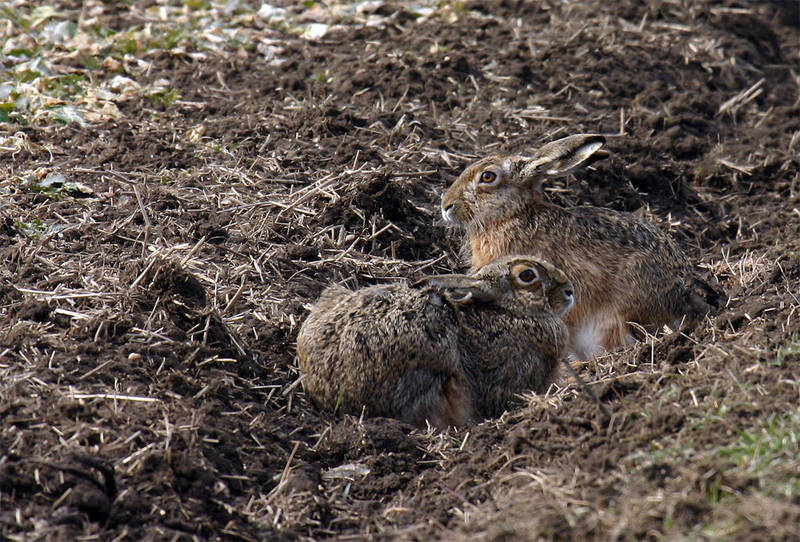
(566, 206, 680, 254)
(528, 206, 695, 346)
(549, 207, 691, 296)
(297, 283, 465, 421)
(299, 283, 463, 381)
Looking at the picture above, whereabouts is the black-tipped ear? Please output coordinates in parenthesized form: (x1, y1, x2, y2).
(443, 289, 475, 305)
(415, 275, 500, 305)
(521, 134, 608, 180)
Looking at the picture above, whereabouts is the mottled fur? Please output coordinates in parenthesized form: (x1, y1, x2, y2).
(441, 134, 720, 358)
(296, 256, 573, 429)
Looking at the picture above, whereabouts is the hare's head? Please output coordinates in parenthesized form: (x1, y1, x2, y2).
(419, 255, 574, 316)
(477, 256, 574, 317)
(441, 134, 609, 230)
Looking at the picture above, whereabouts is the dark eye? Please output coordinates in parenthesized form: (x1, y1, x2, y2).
(517, 268, 538, 284)
(479, 170, 497, 184)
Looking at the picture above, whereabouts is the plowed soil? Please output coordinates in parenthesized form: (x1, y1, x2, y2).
(2, 1, 799, 540)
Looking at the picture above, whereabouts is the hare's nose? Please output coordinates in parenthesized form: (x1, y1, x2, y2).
(442, 204, 454, 222)
(562, 288, 575, 311)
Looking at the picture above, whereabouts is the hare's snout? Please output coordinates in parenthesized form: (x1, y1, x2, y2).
(441, 200, 468, 225)
(441, 203, 455, 223)
(548, 281, 575, 318)
(559, 287, 575, 316)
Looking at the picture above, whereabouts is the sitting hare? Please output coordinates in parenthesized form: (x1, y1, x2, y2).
(441, 134, 721, 358)
(296, 255, 573, 429)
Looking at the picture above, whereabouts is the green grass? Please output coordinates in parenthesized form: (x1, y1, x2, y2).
(634, 408, 799, 496)
(775, 337, 800, 367)
(145, 86, 180, 108)
(686, 412, 800, 537)
(1, 1, 458, 127)
(623, 396, 799, 538)
(0, 1, 243, 126)
(713, 410, 800, 498)
(15, 218, 46, 238)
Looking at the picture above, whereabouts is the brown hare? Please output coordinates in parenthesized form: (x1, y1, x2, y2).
(296, 256, 573, 430)
(441, 134, 720, 358)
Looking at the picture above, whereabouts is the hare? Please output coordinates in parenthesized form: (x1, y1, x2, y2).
(441, 134, 721, 359)
(296, 255, 573, 429)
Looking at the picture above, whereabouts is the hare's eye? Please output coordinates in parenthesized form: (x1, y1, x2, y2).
(479, 170, 498, 184)
(517, 268, 538, 284)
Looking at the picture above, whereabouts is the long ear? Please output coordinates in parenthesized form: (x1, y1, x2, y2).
(414, 275, 502, 305)
(520, 134, 608, 180)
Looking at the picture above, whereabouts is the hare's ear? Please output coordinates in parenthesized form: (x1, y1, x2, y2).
(520, 134, 608, 181)
(415, 275, 500, 305)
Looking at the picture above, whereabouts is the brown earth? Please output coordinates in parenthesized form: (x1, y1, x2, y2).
(2, 1, 799, 540)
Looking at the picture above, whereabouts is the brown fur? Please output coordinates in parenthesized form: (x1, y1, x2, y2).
(441, 134, 720, 358)
(469, 220, 515, 269)
(296, 256, 573, 429)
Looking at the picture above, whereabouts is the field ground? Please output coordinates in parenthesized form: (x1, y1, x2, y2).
(1, 1, 799, 540)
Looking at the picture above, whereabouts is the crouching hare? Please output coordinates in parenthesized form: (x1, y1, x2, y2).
(441, 134, 722, 358)
(296, 256, 573, 430)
